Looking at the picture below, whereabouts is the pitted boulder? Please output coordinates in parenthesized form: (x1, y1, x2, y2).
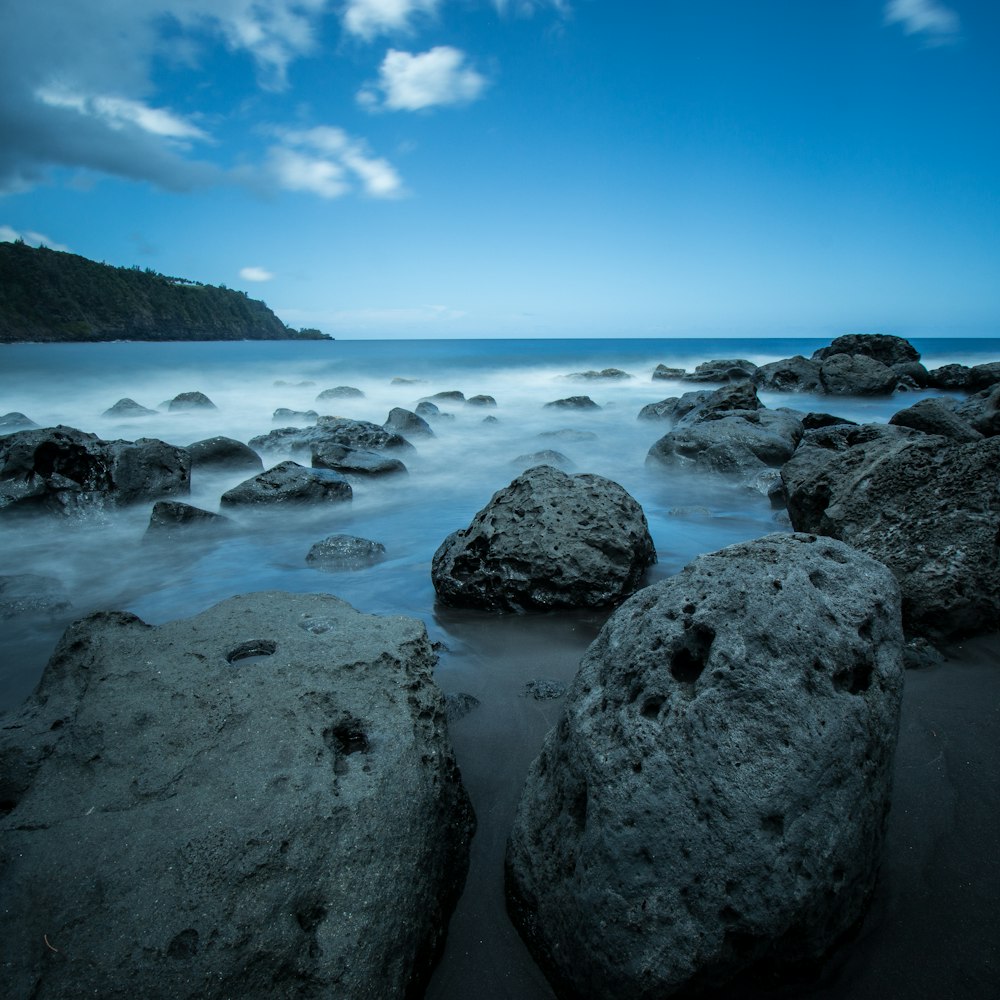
(752, 355, 823, 392)
(431, 465, 655, 612)
(220, 461, 351, 507)
(506, 533, 904, 1000)
(812, 334, 920, 366)
(682, 358, 757, 383)
(0, 592, 474, 1000)
(249, 417, 414, 457)
(819, 354, 898, 395)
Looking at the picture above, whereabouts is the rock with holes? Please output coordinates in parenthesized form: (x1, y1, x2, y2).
(0, 591, 474, 1000)
(431, 465, 656, 612)
(782, 425, 1000, 639)
(249, 417, 414, 458)
(506, 533, 904, 1000)
(812, 334, 920, 367)
(0, 425, 190, 516)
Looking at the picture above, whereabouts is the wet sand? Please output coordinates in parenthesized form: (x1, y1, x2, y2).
(427, 616, 1000, 1000)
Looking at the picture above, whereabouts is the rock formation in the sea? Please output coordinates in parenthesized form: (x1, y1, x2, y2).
(543, 396, 601, 410)
(815, 353, 898, 395)
(385, 407, 434, 439)
(249, 417, 415, 457)
(888, 397, 983, 442)
(510, 450, 574, 470)
(506, 533, 904, 1000)
(0, 425, 190, 515)
(652, 364, 685, 380)
(0, 411, 39, 431)
(682, 358, 757, 383)
(312, 443, 408, 478)
(220, 461, 352, 507)
(781, 424, 1000, 638)
(144, 500, 235, 539)
(431, 464, 655, 612)
(565, 369, 633, 381)
(812, 333, 920, 366)
(752, 355, 823, 393)
(102, 398, 158, 418)
(0, 591, 474, 999)
(316, 385, 365, 401)
(955, 383, 1000, 435)
(187, 436, 265, 474)
(466, 394, 498, 407)
(306, 534, 387, 570)
(272, 408, 318, 424)
(423, 390, 466, 403)
(167, 390, 217, 411)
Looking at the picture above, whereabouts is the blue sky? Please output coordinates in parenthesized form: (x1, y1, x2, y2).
(1, 1, 997, 338)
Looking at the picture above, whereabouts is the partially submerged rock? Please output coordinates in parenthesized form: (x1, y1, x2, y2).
(167, 391, 216, 411)
(682, 359, 757, 383)
(652, 365, 686, 380)
(543, 396, 601, 410)
(466, 394, 498, 407)
(144, 500, 234, 539)
(0, 591, 474, 1000)
(102, 398, 157, 418)
(431, 465, 655, 612)
(186, 436, 264, 474)
(565, 369, 632, 381)
(312, 443, 407, 478)
(510, 450, 574, 470)
(752, 355, 823, 393)
(306, 534, 387, 570)
(0, 425, 190, 515)
(249, 417, 414, 457)
(817, 354, 897, 395)
(272, 407, 318, 424)
(506, 533, 904, 1000)
(220, 461, 352, 507)
(384, 407, 434, 439)
(316, 385, 364, 401)
(812, 333, 920, 366)
(0, 412, 38, 432)
(888, 397, 982, 442)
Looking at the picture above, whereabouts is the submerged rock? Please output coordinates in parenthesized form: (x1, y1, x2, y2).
(316, 385, 364, 401)
(431, 465, 655, 612)
(466, 394, 498, 407)
(144, 500, 234, 539)
(565, 369, 632, 381)
(272, 407, 318, 424)
(311, 443, 407, 478)
(167, 391, 216, 411)
(0, 425, 190, 516)
(0, 412, 39, 432)
(0, 591, 474, 1000)
(506, 533, 904, 1000)
(102, 398, 157, 418)
(306, 534, 387, 570)
(652, 365, 685, 380)
(510, 450, 574, 470)
(543, 396, 601, 410)
(186, 436, 264, 474)
(220, 461, 352, 507)
(250, 417, 414, 457)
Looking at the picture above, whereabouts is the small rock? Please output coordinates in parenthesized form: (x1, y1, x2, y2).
(306, 534, 387, 571)
(316, 386, 365, 401)
(102, 398, 157, 418)
(523, 679, 567, 700)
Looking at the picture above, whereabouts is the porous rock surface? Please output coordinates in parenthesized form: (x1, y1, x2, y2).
(811, 333, 920, 366)
(311, 443, 407, 478)
(249, 417, 414, 456)
(220, 460, 351, 507)
(0, 425, 190, 515)
(506, 533, 904, 1000)
(817, 354, 897, 395)
(0, 591, 474, 1000)
(431, 465, 655, 611)
(782, 425, 1000, 638)
(384, 406, 434, 439)
(306, 534, 387, 570)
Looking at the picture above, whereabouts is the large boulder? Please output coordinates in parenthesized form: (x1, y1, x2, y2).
(0, 592, 474, 1000)
(144, 500, 234, 540)
(818, 353, 898, 395)
(752, 355, 823, 393)
(812, 334, 920, 366)
(249, 417, 414, 457)
(431, 465, 655, 612)
(167, 391, 216, 411)
(220, 461, 352, 507)
(782, 426, 1000, 638)
(186, 436, 264, 474)
(506, 533, 904, 1000)
(311, 443, 407, 478)
(888, 397, 982, 442)
(384, 407, 434, 439)
(682, 359, 757, 383)
(955, 383, 1000, 436)
(0, 425, 190, 515)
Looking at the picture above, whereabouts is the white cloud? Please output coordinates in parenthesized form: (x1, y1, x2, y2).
(0, 225, 71, 252)
(240, 265, 274, 281)
(341, 0, 442, 41)
(492, 0, 571, 16)
(884, 0, 960, 43)
(268, 126, 403, 198)
(361, 47, 487, 111)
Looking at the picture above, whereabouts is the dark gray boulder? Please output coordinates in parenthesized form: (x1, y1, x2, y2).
(926, 363, 972, 390)
(818, 353, 898, 395)
(167, 391, 216, 411)
(506, 533, 904, 1000)
(466, 394, 498, 407)
(0, 426, 190, 516)
(543, 396, 601, 410)
(782, 426, 1000, 638)
(639, 382, 762, 426)
(0, 412, 38, 432)
(306, 534, 387, 570)
(102, 398, 157, 418)
(424, 391, 465, 403)
(637, 397, 679, 422)
(145, 500, 234, 539)
(316, 385, 365, 401)
(220, 461, 352, 507)
(565, 369, 632, 381)
(0, 573, 70, 618)
(968, 361, 1000, 390)
(0, 591, 474, 1000)
(652, 365, 685, 380)
(955, 384, 1000, 436)
(250, 417, 414, 457)
(272, 408, 318, 424)
(311, 443, 407, 478)
(384, 407, 434, 439)
(682, 359, 757, 383)
(812, 334, 920, 366)
(890, 361, 931, 389)
(888, 397, 982, 442)
(752, 356, 823, 392)
(415, 401, 440, 418)
(431, 465, 655, 612)
(187, 436, 264, 474)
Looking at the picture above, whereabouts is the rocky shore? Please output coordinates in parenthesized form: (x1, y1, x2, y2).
(1, 332, 998, 998)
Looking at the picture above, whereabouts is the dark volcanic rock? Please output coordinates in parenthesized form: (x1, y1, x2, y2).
(186, 436, 264, 474)
(0, 573, 71, 618)
(652, 365, 685, 380)
(0, 412, 38, 432)
(272, 408, 318, 424)
(306, 534, 387, 570)
(220, 461, 352, 507)
(316, 385, 365, 401)
(167, 391, 216, 411)
(250, 417, 414, 457)
(466, 394, 498, 407)
(431, 465, 655, 612)
(102, 398, 157, 418)
(752, 355, 823, 392)
(506, 533, 904, 1000)
(782, 427, 1000, 638)
(145, 500, 234, 539)
(543, 396, 601, 410)
(682, 358, 757, 383)
(565, 369, 632, 381)
(812, 333, 920, 366)
(818, 353, 898, 395)
(926, 363, 973, 390)
(384, 407, 434, 439)
(424, 391, 465, 403)
(890, 361, 931, 389)
(0, 425, 190, 515)
(955, 384, 1000, 436)
(888, 397, 982, 442)
(312, 443, 407, 478)
(0, 592, 474, 1000)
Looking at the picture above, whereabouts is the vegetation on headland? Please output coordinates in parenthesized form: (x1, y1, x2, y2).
(0, 241, 331, 343)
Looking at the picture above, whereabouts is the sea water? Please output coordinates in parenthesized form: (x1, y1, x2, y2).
(1, 335, 997, 999)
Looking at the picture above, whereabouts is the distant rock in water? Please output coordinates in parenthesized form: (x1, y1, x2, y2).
(415, 401, 440, 418)
(306, 534, 387, 571)
(506, 533, 904, 1000)
(431, 465, 655, 612)
(812, 333, 920, 366)
(537, 429, 598, 442)
(167, 391, 217, 411)
(102, 398, 157, 418)
(250, 417, 415, 457)
(510, 450, 574, 470)
(272, 408, 318, 424)
(752, 355, 823, 393)
(220, 461, 352, 507)
(144, 500, 234, 540)
(0, 412, 38, 432)
(316, 386, 365, 401)
(186, 436, 263, 474)
(0, 591, 473, 999)
(384, 407, 434, 439)
(564, 369, 632, 381)
(543, 396, 601, 410)
(682, 359, 757, 383)
(652, 364, 685, 380)
(0, 425, 190, 516)
(273, 380, 316, 387)
(466, 394, 498, 407)
(423, 391, 466, 403)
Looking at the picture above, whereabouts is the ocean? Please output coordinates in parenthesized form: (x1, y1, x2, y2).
(2, 335, 998, 999)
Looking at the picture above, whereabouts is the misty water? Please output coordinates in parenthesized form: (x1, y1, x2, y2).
(2, 336, 998, 999)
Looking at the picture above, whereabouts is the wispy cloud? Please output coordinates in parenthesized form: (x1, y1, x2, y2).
(341, 0, 442, 41)
(239, 265, 274, 282)
(0, 225, 71, 252)
(884, 0, 960, 44)
(359, 47, 488, 111)
(267, 126, 403, 198)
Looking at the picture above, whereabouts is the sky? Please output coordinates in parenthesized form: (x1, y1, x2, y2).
(1, 0, 998, 339)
